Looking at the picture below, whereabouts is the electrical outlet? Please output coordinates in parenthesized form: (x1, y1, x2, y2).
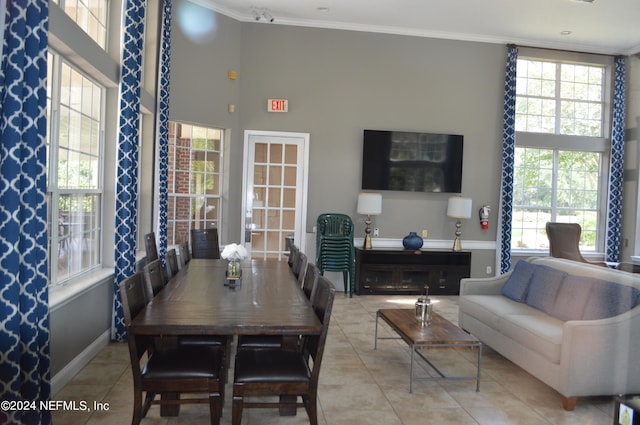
(486, 266, 492, 275)
(373, 228, 380, 237)
(421, 229, 428, 238)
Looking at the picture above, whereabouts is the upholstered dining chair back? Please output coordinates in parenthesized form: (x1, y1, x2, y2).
(142, 258, 167, 300)
(144, 232, 158, 263)
(190, 228, 221, 259)
(545, 222, 606, 267)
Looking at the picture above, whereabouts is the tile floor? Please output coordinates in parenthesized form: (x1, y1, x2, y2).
(52, 294, 615, 424)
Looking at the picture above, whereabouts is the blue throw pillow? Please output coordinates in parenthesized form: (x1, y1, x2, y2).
(582, 281, 640, 320)
(501, 260, 536, 302)
(526, 265, 567, 314)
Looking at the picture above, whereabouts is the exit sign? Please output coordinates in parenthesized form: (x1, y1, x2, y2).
(267, 99, 288, 112)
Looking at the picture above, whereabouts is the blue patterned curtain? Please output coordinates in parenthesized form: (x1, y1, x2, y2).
(112, 0, 147, 341)
(605, 56, 626, 263)
(0, 1, 51, 424)
(156, 0, 172, 263)
(497, 46, 518, 274)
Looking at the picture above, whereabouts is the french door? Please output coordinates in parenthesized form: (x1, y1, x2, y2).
(241, 130, 309, 260)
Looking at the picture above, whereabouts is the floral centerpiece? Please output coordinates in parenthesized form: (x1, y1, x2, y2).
(221, 243, 247, 278)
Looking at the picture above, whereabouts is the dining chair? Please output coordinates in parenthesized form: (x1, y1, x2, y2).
(293, 251, 308, 286)
(302, 263, 320, 303)
(144, 232, 159, 263)
(118, 273, 225, 425)
(142, 258, 167, 300)
(191, 228, 221, 259)
(288, 244, 299, 269)
(165, 248, 180, 280)
(231, 275, 336, 425)
(177, 241, 190, 269)
(545, 222, 607, 267)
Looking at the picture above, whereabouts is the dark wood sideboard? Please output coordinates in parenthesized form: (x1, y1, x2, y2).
(355, 247, 471, 295)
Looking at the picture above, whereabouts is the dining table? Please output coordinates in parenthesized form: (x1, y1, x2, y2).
(128, 258, 321, 417)
(129, 258, 322, 337)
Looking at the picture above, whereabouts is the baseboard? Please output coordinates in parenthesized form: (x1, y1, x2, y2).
(51, 329, 111, 395)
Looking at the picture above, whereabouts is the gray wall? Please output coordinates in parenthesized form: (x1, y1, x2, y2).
(169, 6, 506, 276)
(169, 8, 640, 273)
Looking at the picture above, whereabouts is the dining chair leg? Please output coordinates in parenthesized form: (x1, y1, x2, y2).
(208, 392, 222, 425)
(132, 390, 143, 425)
(303, 394, 318, 425)
(231, 393, 244, 425)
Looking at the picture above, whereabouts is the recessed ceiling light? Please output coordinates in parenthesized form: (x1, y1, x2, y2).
(575, 0, 594, 3)
(317, 7, 330, 13)
(561, 30, 572, 35)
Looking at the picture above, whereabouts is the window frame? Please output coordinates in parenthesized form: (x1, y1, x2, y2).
(165, 122, 224, 246)
(511, 49, 614, 255)
(47, 50, 106, 287)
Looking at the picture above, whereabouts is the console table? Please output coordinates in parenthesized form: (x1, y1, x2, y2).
(355, 247, 471, 295)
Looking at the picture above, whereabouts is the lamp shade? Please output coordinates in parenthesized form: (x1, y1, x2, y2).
(447, 197, 472, 219)
(357, 193, 382, 215)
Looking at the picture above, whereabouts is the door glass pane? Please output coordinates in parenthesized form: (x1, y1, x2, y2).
(267, 210, 281, 228)
(254, 165, 267, 184)
(269, 165, 282, 185)
(282, 210, 295, 231)
(269, 144, 283, 163)
(284, 166, 296, 186)
(283, 188, 296, 208)
(285, 145, 297, 164)
(268, 188, 281, 207)
(255, 143, 267, 162)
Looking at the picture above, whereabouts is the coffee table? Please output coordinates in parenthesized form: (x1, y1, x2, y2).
(374, 308, 482, 393)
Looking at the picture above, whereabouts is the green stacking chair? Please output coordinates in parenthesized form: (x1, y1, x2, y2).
(315, 213, 355, 296)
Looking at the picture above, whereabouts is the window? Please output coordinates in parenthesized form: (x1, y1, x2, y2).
(47, 52, 104, 285)
(511, 54, 611, 252)
(53, 0, 109, 49)
(166, 122, 223, 245)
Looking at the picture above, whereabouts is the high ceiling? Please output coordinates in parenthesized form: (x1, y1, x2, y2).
(194, 0, 640, 55)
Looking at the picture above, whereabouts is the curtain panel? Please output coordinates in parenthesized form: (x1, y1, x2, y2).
(156, 0, 172, 263)
(0, 1, 51, 424)
(497, 46, 518, 274)
(605, 56, 626, 263)
(112, 0, 147, 342)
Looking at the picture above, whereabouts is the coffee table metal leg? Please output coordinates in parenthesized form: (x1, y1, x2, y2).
(374, 311, 379, 350)
(410, 344, 415, 393)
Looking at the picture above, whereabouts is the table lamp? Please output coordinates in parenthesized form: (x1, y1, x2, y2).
(447, 197, 473, 252)
(357, 193, 382, 250)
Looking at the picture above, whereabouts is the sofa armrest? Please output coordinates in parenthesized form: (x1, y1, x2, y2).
(459, 274, 510, 296)
(559, 306, 640, 395)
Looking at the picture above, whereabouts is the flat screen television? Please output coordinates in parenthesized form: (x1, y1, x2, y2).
(361, 129, 464, 193)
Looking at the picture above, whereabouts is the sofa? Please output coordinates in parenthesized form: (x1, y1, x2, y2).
(458, 257, 640, 410)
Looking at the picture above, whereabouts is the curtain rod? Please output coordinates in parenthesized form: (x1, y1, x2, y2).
(507, 43, 624, 59)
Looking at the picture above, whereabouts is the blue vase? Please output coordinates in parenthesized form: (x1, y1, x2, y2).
(403, 232, 423, 250)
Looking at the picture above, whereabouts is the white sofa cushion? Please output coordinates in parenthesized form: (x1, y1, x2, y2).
(499, 312, 564, 364)
(460, 294, 563, 363)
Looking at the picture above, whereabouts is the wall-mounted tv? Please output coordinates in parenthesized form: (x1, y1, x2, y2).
(361, 129, 464, 193)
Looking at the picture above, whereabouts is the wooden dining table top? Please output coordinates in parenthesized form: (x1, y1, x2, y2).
(128, 259, 322, 336)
